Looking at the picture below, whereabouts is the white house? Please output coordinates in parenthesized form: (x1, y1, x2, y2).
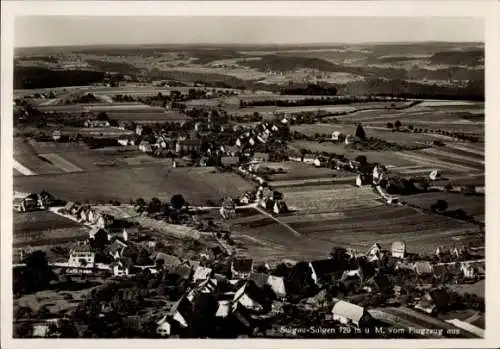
(192, 266, 213, 283)
(331, 300, 370, 328)
(113, 260, 129, 277)
(391, 241, 406, 259)
(232, 282, 267, 312)
(139, 141, 153, 153)
(461, 263, 476, 279)
(68, 246, 95, 268)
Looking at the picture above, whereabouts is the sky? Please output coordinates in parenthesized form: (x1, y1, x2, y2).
(14, 16, 484, 47)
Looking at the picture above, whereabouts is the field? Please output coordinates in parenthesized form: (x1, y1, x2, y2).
(402, 192, 485, 218)
(13, 211, 89, 247)
(226, 184, 480, 262)
(14, 166, 253, 205)
(334, 104, 485, 136)
(291, 123, 441, 146)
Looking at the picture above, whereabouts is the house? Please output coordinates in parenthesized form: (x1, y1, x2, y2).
(461, 263, 476, 279)
(84, 119, 110, 128)
(200, 246, 225, 261)
(31, 319, 60, 338)
(176, 139, 202, 153)
(215, 299, 231, 318)
(13, 194, 44, 212)
(154, 252, 182, 270)
(68, 246, 95, 268)
(414, 293, 437, 314)
(117, 134, 136, 146)
(366, 243, 383, 262)
(106, 238, 128, 260)
(363, 274, 392, 294)
(313, 157, 325, 168)
(193, 266, 213, 283)
(220, 197, 236, 220)
(231, 258, 254, 279)
(267, 275, 286, 299)
(156, 296, 194, 336)
(273, 200, 288, 214)
(221, 156, 239, 167)
(331, 131, 345, 142)
(308, 259, 343, 285)
(63, 201, 76, 213)
(112, 259, 131, 277)
(88, 227, 110, 249)
(391, 241, 406, 259)
(331, 300, 371, 327)
(414, 261, 434, 276)
(232, 281, 271, 313)
(252, 152, 269, 163)
(248, 272, 270, 288)
(138, 141, 153, 153)
(303, 155, 316, 164)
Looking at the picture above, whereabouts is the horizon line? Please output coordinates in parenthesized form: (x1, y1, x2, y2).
(15, 40, 485, 50)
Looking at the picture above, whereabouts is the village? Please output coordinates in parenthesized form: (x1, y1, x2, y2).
(13, 104, 485, 339)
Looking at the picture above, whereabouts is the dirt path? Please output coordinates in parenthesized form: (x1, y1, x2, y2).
(13, 159, 37, 176)
(253, 205, 302, 238)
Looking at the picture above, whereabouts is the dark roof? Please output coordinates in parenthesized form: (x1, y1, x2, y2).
(232, 259, 253, 273)
(170, 264, 193, 280)
(221, 156, 239, 166)
(238, 281, 270, 309)
(179, 139, 202, 146)
(248, 273, 269, 288)
(310, 259, 342, 277)
(155, 253, 182, 268)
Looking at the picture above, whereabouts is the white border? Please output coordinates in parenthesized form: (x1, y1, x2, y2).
(2, 1, 500, 349)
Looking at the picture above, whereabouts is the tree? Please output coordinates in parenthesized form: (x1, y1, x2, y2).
(355, 155, 367, 166)
(355, 124, 367, 139)
(96, 111, 109, 121)
(134, 198, 147, 214)
(170, 194, 185, 212)
(147, 197, 162, 214)
(386, 122, 394, 129)
(15, 251, 57, 294)
(395, 120, 402, 129)
(435, 199, 448, 212)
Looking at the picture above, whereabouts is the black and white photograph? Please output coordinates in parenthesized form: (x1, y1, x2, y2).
(1, 1, 498, 347)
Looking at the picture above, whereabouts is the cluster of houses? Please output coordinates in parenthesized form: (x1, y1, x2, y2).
(61, 202, 115, 229)
(13, 191, 55, 213)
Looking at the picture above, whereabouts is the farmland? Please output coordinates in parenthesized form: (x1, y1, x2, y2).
(13, 210, 89, 247)
(227, 184, 480, 262)
(14, 166, 253, 205)
(291, 123, 441, 146)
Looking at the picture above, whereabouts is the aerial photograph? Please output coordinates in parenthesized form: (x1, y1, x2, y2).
(11, 16, 485, 339)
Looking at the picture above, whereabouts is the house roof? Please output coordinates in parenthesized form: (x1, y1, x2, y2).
(155, 253, 182, 268)
(234, 281, 269, 308)
(221, 156, 239, 166)
(414, 261, 434, 275)
(248, 272, 270, 288)
(215, 300, 231, 318)
(193, 266, 213, 281)
(89, 227, 107, 239)
(309, 259, 342, 277)
(232, 258, 253, 274)
(268, 275, 286, 298)
(179, 139, 202, 146)
(107, 239, 127, 256)
(170, 264, 193, 279)
(332, 300, 365, 322)
(64, 201, 76, 210)
(391, 241, 406, 252)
